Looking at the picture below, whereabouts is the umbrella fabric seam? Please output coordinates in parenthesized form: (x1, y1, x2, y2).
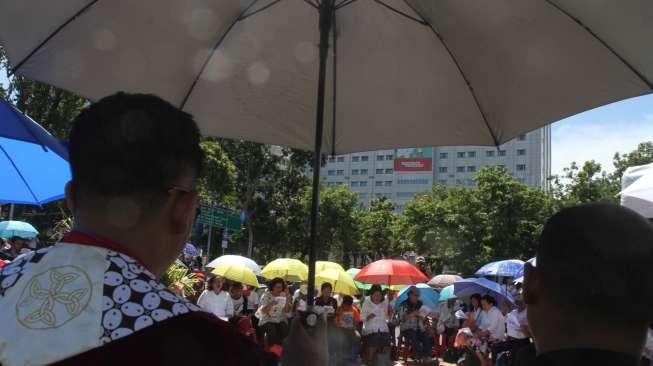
(372, 0, 427, 25)
(179, 0, 262, 109)
(544, 0, 652, 90)
(401, 0, 501, 147)
(239, 0, 284, 21)
(11, 0, 100, 75)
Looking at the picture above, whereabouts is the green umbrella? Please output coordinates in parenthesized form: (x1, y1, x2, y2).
(346, 268, 395, 291)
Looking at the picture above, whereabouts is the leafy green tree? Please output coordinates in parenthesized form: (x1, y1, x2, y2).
(359, 197, 397, 260)
(197, 141, 236, 206)
(551, 160, 617, 206)
(612, 141, 653, 182)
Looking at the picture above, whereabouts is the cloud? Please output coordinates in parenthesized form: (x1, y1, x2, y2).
(552, 113, 653, 176)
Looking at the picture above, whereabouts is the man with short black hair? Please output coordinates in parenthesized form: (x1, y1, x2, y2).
(0, 93, 276, 365)
(523, 203, 653, 365)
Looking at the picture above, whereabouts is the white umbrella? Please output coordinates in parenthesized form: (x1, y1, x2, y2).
(206, 254, 261, 275)
(621, 163, 653, 218)
(1, 0, 651, 302)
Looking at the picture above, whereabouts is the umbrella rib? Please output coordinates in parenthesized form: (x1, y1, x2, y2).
(0, 143, 40, 204)
(10, 0, 100, 75)
(179, 0, 262, 109)
(335, 0, 358, 10)
(304, 0, 319, 9)
(544, 0, 652, 90)
(401, 0, 501, 147)
(239, 0, 284, 21)
(372, 0, 427, 25)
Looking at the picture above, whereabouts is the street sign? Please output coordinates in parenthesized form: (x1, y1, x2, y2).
(196, 204, 241, 230)
(221, 239, 228, 249)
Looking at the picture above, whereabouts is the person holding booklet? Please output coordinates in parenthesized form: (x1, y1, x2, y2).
(398, 286, 434, 364)
(256, 277, 292, 347)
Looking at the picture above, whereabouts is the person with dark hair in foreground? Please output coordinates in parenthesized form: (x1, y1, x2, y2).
(523, 203, 653, 366)
(0, 93, 318, 365)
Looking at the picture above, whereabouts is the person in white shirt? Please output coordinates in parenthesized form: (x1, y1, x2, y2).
(197, 275, 234, 321)
(361, 284, 393, 364)
(255, 277, 292, 346)
(491, 294, 531, 359)
(476, 295, 506, 366)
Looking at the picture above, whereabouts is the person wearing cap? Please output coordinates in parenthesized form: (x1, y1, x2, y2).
(398, 286, 434, 364)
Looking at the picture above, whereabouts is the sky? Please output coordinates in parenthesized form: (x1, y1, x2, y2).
(2, 70, 652, 177)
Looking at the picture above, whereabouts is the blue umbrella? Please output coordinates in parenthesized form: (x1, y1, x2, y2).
(0, 98, 70, 205)
(438, 285, 457, 302)
(183, 243, 198, 257)
(0, 220, 39, 238)
(394, 283, 439, 311)
(475, 259, 525, 278)
(514, 257, 536, 283)
(454, 278, 515, 305)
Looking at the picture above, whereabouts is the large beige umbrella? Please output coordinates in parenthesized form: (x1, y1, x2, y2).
(1, 0, 651, 304)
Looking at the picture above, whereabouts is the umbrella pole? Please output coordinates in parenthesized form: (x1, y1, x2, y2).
(307, 0, 335, 307)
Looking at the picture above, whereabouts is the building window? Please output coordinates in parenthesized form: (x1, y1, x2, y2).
(361, 169, 368, 175)
(385, 168, 393, 174)
(467, 166, 476, 172)
(438, 167, 448, 173)
(385, 181, 393, 187)
(456, 166, 465, 173)
(498, 164, 506, 169)
(360, 181, 368, 187)
(328, 157, 335, 163)
(516, 164, 526, 171)
(517, 149, 526, 156)
(351, 169, 359, 175)
(455, 179, 463, 185)
(376, 155, 384, 161)
(337, 156, 345, 162)
(396, 192, 416, 199)
(336, 170, 344, 175)
(358, 193, 367, 199)
(361, 156, 369, 162)
(386, 154, 393, 160)
(518, 134, 527, 141)
(468, 151, 476, 158)
(352, 156, 360, 162)
(438, 179, 447, 185)
(486, 150, 495, 157)
(440, 152, 448, 159)
(516, 178, 526, 183)
(466, 179, 475, 186)
(457, 152, 466, 158)
(398, 178, 429, 185)
(498, 150, 507, 156)
(375, 181, 383, 187)
(351, 181, 359, 187)
(376, 168, 384, 174)
(327, 170, 335, 176)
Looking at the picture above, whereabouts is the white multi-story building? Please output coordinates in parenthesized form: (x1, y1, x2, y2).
(320, 126, 552, 211)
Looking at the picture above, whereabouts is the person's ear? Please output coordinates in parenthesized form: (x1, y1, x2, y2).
(169, 190, 198, 234)
(523, 262, 538, 306)
(65, 181, 75, 212)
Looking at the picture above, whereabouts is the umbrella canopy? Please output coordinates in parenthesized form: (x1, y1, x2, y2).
(315, 268, 359, 296)
(621, 163, 653, 218)
(438, 285, 457, 303)
(394, 283, 439, 311)
(1, 1, 651, 154)
(211, 262, 259, 288)
(475, 259, 525, 278)
(0, 221, 39, 238)
(260, 258, 308, 282)
(427, 274, 463, 289)
(0, 98, 70, 205)
(206, 254, 261, 275)
(183, 243, 198, 257)
(454, 278, 515, 305)
(316, 261, 345, 273)
(354, 259, 428, 285)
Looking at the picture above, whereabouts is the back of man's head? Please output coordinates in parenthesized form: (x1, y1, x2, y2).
(69, 93, 203, 214)
(536, 202, 653, 325)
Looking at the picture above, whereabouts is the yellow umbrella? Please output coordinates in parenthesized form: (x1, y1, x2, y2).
(316, 261, 345, 273)
(315, 268, 359, 296)
(260, 258, 308, 282)
(211, 262, 259, 287)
